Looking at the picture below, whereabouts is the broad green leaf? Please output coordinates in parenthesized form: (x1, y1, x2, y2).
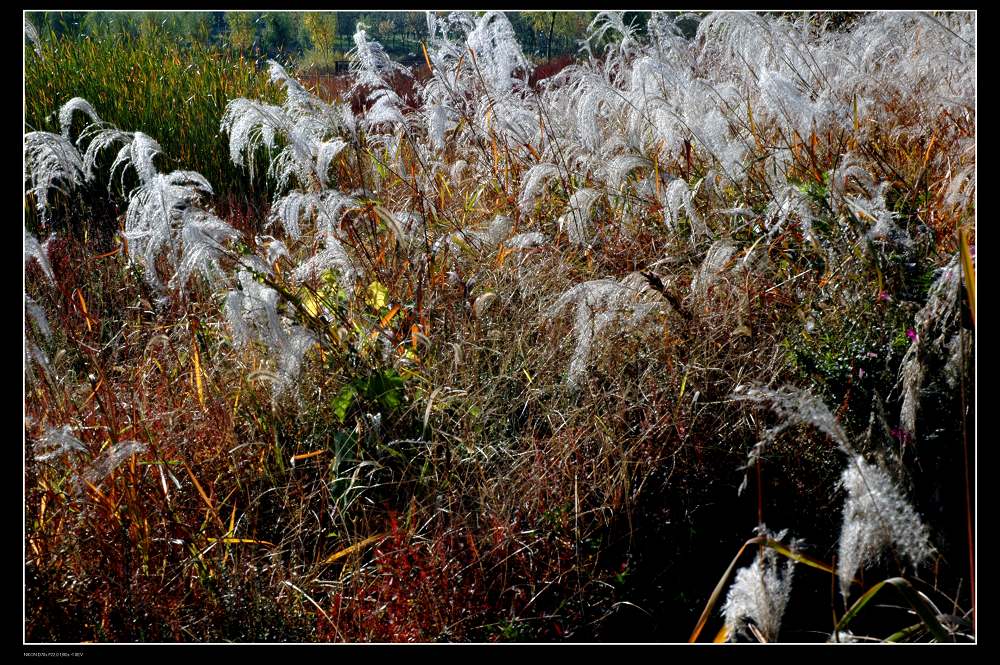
(332, 384, 358, 423)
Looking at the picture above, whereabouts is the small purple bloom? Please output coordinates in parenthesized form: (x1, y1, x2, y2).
(878, 290, 891, 302)
(906, 328, 918, 342)
(891, 427, 913, 446)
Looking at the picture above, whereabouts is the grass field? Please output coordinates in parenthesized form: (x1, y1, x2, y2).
(24, 11, 975, 643)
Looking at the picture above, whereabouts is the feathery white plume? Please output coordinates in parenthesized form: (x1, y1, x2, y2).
(837, 455, 933, 598)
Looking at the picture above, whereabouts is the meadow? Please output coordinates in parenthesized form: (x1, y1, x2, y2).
(24, 11, 975, 643)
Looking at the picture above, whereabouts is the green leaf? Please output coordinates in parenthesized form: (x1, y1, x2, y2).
(331, 384, 358, 423)
(365, 369, 405, 412)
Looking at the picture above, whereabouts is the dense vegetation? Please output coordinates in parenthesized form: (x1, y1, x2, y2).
(27, 11, 624, 66)
(24, 11, 974, 643)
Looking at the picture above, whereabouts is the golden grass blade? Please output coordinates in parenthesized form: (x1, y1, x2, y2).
(291, 449, 325, 462)
(959, 227, 975, 327)
(207, 537, 275, 546)
(82, 376, 104, 407)
(421, 41, 433, 73)
(182, 460, 225, 532)
(191, 340, 205, 409)
(322, 532, 387, 565)
(282, 580, 332, 625)
(836, 577, 949, 642)
(763, 538, 837, 576)
(379, 303, 401, 329)
(75, 288, 92, 332)
(885, 623, 924, 642)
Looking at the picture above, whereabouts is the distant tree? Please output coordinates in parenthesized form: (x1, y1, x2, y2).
(377, 18, 395, 48)
(404, 11, 425, 44)
(37, 12, 87, 39)
(526, 12, 593, 60)
(335, 12, 360, 51)
(135, 12, 164, 39)
(259, 12, 303, 58)
(225, 12, 256, 51)
(79, 12, 118, 39)
(390, 12, 407, 48)
(166, 13, 213, 46)
(507, 12, 537, 54)
(303, 12, 338, 55)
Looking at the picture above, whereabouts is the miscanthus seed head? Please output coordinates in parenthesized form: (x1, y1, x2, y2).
(837, 454, 933, 598)
(722, 529, 797, 642)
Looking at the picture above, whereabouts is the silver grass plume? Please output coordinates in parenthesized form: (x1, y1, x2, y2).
(110, 131, 162, 186)
(54, 115, 240, 293)
(732, 385, 851, 452)
(545, 278, 659, 388)
(690, 239, 736, 300)
(224, 64, 352, 191)
(24, 17, 41, 55)
(605, 155, 650, 191)
(764, 185, 818, 240)
(898, 254, 965, 434)
(519, 163, 561, 213)
(721, 527, 798, 642)
(432, 215, 513, 258)
(269, 189, 358, 239)
(34, 425, 87, 462)
(225, 270, 316, 395)
(837, 455, 933, 598)
(170, 208, 239, 291)
(24, 131, 85, 225)
(220, 98, 285, 179)
(465, 11, 529, 94)
(25, 293, 51, 342)
(505, 232, 548, 249)
(58, 97, 101, 141)
(662, 178, 708, 241)
(291, 233, 358, 297)
(262, 237, 290, 266)
(80, 440, 148, 490)
(25, 289, 54, 375)
(562, 188, 602, 246)
(731, 384, 850, 494)
(587, 12, 642, 70)
(24, 229, 54, 365)
(350, 25, 406, 132)
(24, 226, 55, 283)
(122, 166, 224, 291)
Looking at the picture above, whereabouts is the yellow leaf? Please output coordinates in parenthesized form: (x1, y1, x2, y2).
(496, 245, 512, 268)
(300, 289, 320, 318)
(367, 281, 388, 310)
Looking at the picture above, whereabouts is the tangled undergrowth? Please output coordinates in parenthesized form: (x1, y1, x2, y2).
(25, 11, 974, 643)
